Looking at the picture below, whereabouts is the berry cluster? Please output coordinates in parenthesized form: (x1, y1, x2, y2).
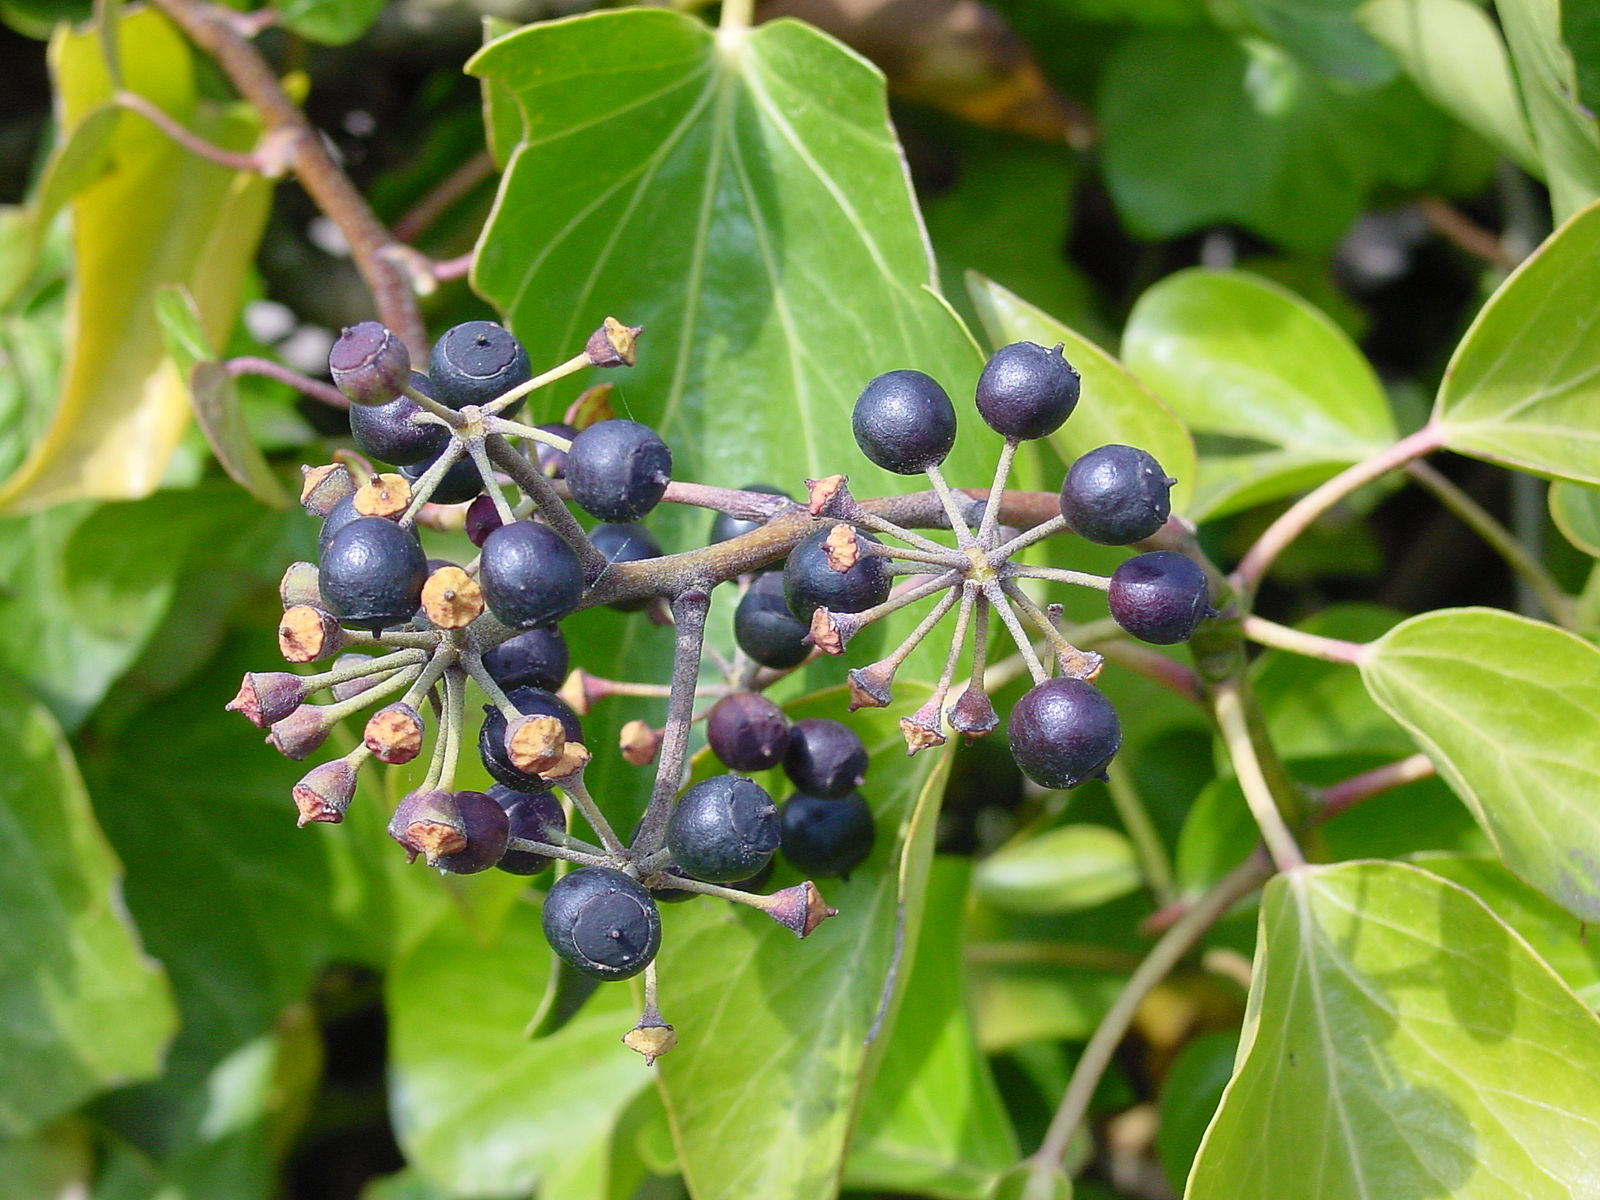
(229, 315, 1213, 1061)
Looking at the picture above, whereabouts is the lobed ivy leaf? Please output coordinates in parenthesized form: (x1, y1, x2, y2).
(1433, 198, 1600, 485)
(1188, 861, 1600, 1199)
(653, 688, 952, 1200)
(1360, 607, 1600, 922)
(0, 671, 175, 1135)
(1121, 268, 1395, 518)
(0, 8, 270, 514)
(967, 274, 1196, 514)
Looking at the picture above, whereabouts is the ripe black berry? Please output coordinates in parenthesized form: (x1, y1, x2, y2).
(319, 516, 428, 631)
(735, 573, 812, 669)
(781, 791, 875, 879)
(1007, 677, 1121, 790)
(783, 526, 892, 621)
(1107, 551, 1212, 644)
(974, 341, 1080, 440)
(482, 625, 569, 693)
(464, 495, 503, 547)
(591, 522, 663, 613)
(429, 320, 533, 415)
(1059, 444, 1174, 545)
(480, 521, 585, 630)
(784, 718, 868, 798)
(400, 450, 483, 506)
(479, 686, 583, 792)
(852, 369, 957, 474)
(437, 790, 511, 874)
(706, 691, 790, 772)
(317, 491, 363, 559)
(349, 371, 450, 465)
(666, 775, 781, 882)
(329, 321, 410, 405)
(491, 786, 566, 875)
(708, 483, 788, 547)
(542, 867, 661, 981)
(565, 419, 672, 522)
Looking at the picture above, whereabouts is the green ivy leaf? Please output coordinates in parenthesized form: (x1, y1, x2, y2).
(974, 825, 1141, 915)
(1360, 607, 1600, 922)
(1359, 0, 1540, 173)
(1550, 480, 1600, 557)
(1155, 1031, 1236, 1193)
(467, 9, 984, 514)
(1121, 269, 1395, 518)
(1235, 0, 1395, 87)
(386, 906, 650, 1197)
(0, 8, 270, 514)
(273, 0, 384, 46)
(654, 690, 951, 1200)
(1434, 198, 1600, 484)
(844, 857, 1017, 1200)
(0, 671, 175, 1135)
(966, 274, 1197, 514)
(1497, 0, 1600, 221)
(1098, 27, 1449, 254)
(1188, 861, 1600, 1199)
(1565, 3, 1600, 119)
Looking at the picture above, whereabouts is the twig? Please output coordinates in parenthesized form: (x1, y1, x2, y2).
(1212, 679, 1304, 872)
(632, 591, 711, 855)
(391, 149, 496, 243)
(1241, 615, 1368, 665)
(226, 357, 349, 408)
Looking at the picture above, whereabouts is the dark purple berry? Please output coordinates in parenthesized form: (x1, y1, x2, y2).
(784, 718, 868, 798)
(480, 521, 584, 630)
(1007, 677, 1121, 790)
(317, 492, 363, 560)
(319, 516, 427, 631)
(491, 786, 566, 876)
(565, 419, 672, 522)
(428, 320, 532, 416)
(531, 422, 578, 478)
(482, 625, 569, 693)
(349, 371, 450, 465)
(400, 450, 483, 506)
(666, 775, 781, 883)
(852, 369, 957, 475)
(387, 788, 508, 873)
(975, 341, 1080, 440)
(1059, 444, 1174, 545)
(436, 790, 511, 874)
(735, 573, 812, 669)
(708, 483, 789, 548)
(783, 526, 891, 621)
(706, 691, 790, 772)
(781, 791, 875, 879)
(464, 495, 503, 547)
(591, 522, 663, 612)
(542, 867, 661, 980)
(479, 686, 583, 792)
(1107, 551, 1212, 644)
(329, 321, 410, 405)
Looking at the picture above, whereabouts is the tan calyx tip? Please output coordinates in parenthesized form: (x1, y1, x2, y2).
(1062, 647, 1105, 682)
(619, 720, 662, 766)
(822, 523, 860, 572)
(300, 463, 354, 516)
(805, 474, 854, 518)
(765, 880, 838, 938)
(899, 714, 947, 755)
(365, 704, 424, 764)
(508, 714, 566, 774)
(540, 741, 591, 781)
(353, 472, 413, 519)
(622, 1021, 677, 1065)
(557, 669, 592, 716)
(421, 566, 484, 629)
(278, 605, 340, 663)
(587, 316, 644, 367)
(292, 761, 356, 826)
(404, 820, 468, 864)
(807, 608, 847, 656)
(947, 688, 999, 738)
(846, 664, 893, 711)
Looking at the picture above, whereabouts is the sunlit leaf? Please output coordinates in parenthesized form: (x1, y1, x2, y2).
(1236, 0, 1394, 87)
(1122, 269, 1394, 517)
(274, 0, 384, 46)
(1434, 199, 1600, 484)
(1549, 480, 1600, 557)
(1188, 861, 1600, 1199)
(0, 670, 175, 1135)
(1361, 607, 1600, 921)
(1496, 0, 1600, 221)
(0, 8, 270, 514)
(974, 824, 1141, 915)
